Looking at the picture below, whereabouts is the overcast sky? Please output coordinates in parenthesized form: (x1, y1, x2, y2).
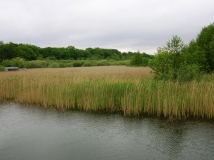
(0, 0, 213, 54)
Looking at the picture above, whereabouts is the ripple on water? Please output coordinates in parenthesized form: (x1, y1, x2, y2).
(0, 103, 214, 160)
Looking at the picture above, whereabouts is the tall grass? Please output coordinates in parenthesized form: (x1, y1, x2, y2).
(0, 66, 214, 119)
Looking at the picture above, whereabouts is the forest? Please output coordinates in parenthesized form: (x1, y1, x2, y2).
(0, 43, 140, 61)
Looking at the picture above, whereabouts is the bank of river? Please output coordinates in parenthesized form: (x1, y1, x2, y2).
(0, 103, 214, 160)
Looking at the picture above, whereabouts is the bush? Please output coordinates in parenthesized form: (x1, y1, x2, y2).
(141, 58, 149, 66)
(48, 63, 60, 68)
(149, 36, 203, 82)
(27, 60, 49, 68)
(149, 51, 203, 82)
(82, 61, 97, 67)
(177, 63, 202, 82)
(10, 57, 27, 68)
(149, 51, 173, 80)
(97, 60, 110, 66)
(113, 60, 129, 66)
(130, 52, 142, 66)
(73, 61, 84, 67)
(59, 63, 66, 68)
(2, 60, 12, 67)
(67, 63, 73, 67)
(0, 65, 5, 72)
(45, 56, 56, 60)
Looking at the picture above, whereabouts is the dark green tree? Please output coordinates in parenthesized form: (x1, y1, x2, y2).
(183, 39, 208, 71)
(149, 50, 173, 80)
(130, 51, 143, 66)
(196, 23, 214, 72)
(0, 41, 4, 61)
(158, 35, 185, 79)
(149, 35, 202, 81)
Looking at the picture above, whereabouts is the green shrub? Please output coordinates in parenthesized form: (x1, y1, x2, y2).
(130, 52, 142, 66)
(67, 63, 73, 67)
(82, 61, 97, 67)
(73, 61, 84, 67)
(2, 60, 12, 67)
(141, 58, 149, 66)
(0, 65, 5, 72)
(59, 63, 66, 68)
(149, 36, 203, 82)
(149, 51, 173, 80)
(11, 57, 27, 68)
(116, 60, 129, 66)
(177, 63, 202, 82)
(27, 60, 49, 68)
(48, 63, 60, 68)
(97, 60, 110, 66)
(45, 56, 57, 60)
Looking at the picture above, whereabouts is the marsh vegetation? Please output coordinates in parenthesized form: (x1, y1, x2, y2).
(1, 66, 214, 119)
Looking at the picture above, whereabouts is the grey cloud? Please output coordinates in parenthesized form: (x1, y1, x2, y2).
(0, 0, 214, 54)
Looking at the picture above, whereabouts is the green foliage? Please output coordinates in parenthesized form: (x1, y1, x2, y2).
(149, 51, 174, 80)
(0, 41, 4, 61)
(27, 60, 49, 68)
(82, 61, 97, 67)
(45, 56, 57, 60)
(150, 36, 185, 80)
(17, 44, 39, 60)
(0, 40, 153, 63)
(73, 61, 84, 67)
(0, 65, 5, 72)
(1, 59, 132, 69)
(160, 35, 185, 79)
(182, 40, 208, 71)
(130, 52, 142, 66)
(177, 63, 202, 82)
(141, 57, 149, 66)
(115, 60, 129, 66)
(196, 23, 214, 72)
(59, 63, 66, 68)
(12, 57, 27, 68)
(150, 35, 202, 82)
(2, 60, 12, 67)
(48, 63, 60, 68)
(97, 60, 110, 66)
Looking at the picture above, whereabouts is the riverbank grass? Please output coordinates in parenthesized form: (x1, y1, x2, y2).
(0, 66, 214, 119)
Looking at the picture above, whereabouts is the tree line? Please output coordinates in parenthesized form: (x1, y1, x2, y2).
(0, 42, 153, 63)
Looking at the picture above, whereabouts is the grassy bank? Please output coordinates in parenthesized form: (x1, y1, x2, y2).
(0, 66, 214, 119)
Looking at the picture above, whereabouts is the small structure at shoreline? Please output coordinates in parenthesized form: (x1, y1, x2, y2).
(5, 67, 27, 72)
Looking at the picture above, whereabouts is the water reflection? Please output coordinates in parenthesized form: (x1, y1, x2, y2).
(0, 103, 214, 160)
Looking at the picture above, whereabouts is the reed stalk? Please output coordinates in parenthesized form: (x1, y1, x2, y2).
(0, 66, 214, 119)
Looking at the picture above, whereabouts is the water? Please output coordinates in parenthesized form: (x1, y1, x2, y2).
(0, 103, 214, 160)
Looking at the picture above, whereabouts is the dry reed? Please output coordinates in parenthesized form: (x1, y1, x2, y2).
(0, 66, 214, 119)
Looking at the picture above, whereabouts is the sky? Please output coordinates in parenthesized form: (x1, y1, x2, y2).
(0, 0, 214, 54)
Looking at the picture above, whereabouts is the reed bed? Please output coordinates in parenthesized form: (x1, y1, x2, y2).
(0, 66, 214, 119)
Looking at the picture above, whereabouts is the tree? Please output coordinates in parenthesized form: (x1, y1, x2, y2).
(196, 23, 214, 72)
(183, 39, 208, 71)
(149, 50, 173, 80)
(130, 51, 143, 66)
(149, 35, 202, 81)
(157, 35, 185, 80)
(2, 42, 18, 60)
(0, 41, 4, 61)
(17, 44, 38, 60)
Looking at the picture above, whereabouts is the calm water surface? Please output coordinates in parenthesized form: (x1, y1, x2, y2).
(0, 103, 214, 160)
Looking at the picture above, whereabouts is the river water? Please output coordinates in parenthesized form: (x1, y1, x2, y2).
(0, 103, 214, 160)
